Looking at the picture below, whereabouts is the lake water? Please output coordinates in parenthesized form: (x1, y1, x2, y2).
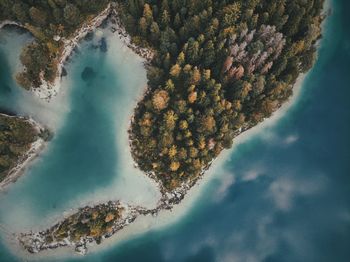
(1, 0, 350, 261)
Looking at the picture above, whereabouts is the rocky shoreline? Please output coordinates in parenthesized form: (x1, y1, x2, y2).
(109, 8, 154, 63)
(18, 201, 139, 255)
(0, 113, 49, 191)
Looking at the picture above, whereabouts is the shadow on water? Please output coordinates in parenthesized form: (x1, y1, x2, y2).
(0, 51, 15, 115)
(0, 50, 15, 110)
(184, 246, 216, 262)
(81, 66, 97, 82)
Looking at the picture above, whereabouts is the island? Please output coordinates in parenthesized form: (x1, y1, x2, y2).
(0, 0, 326, 256)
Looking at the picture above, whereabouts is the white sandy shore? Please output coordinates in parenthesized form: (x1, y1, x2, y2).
(0, 20, 22, 30)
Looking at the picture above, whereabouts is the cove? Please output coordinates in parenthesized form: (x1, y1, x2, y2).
(0, 25, 160, 238)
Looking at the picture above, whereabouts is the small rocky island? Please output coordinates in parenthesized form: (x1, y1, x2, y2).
(0, 0, 326, 256)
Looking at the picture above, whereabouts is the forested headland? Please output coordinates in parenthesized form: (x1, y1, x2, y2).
(122, 0, 325, 191)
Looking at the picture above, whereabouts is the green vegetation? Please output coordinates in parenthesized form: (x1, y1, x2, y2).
(122, 0, 325, 190)
(0, 114, 38, 182)
(0, 0, 110, 89)
(48, 202, 123, 243)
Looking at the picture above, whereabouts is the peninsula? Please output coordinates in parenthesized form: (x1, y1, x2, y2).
(0, 0, 326, 256)
(0, 113, 50, 189)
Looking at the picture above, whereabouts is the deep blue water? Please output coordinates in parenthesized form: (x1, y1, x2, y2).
(1, 0, 350, 261)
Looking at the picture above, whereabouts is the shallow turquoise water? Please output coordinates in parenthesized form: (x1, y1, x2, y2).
(0, 46, 120, 218)
(1, 0, 350, 261)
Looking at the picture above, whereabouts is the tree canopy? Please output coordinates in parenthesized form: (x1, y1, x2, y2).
(124, 0, 325, 191)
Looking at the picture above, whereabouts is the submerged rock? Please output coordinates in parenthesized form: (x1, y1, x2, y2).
(2, 24, 28, 35)
(99, 19, 109, 29)
(0, 107, 15, 116)
(99, 37, 108, 52)
(89, 37, 107, 52)
(81, 67, 96, 82)
(73, 46, 81, 55)
(61, 67, 67, 77)
(84, 32, 94, 42)
(0, 84, 12, 94)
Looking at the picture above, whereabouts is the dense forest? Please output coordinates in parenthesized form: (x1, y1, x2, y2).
(123, 0, 325, 190)
(0, 0, 109, 89)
